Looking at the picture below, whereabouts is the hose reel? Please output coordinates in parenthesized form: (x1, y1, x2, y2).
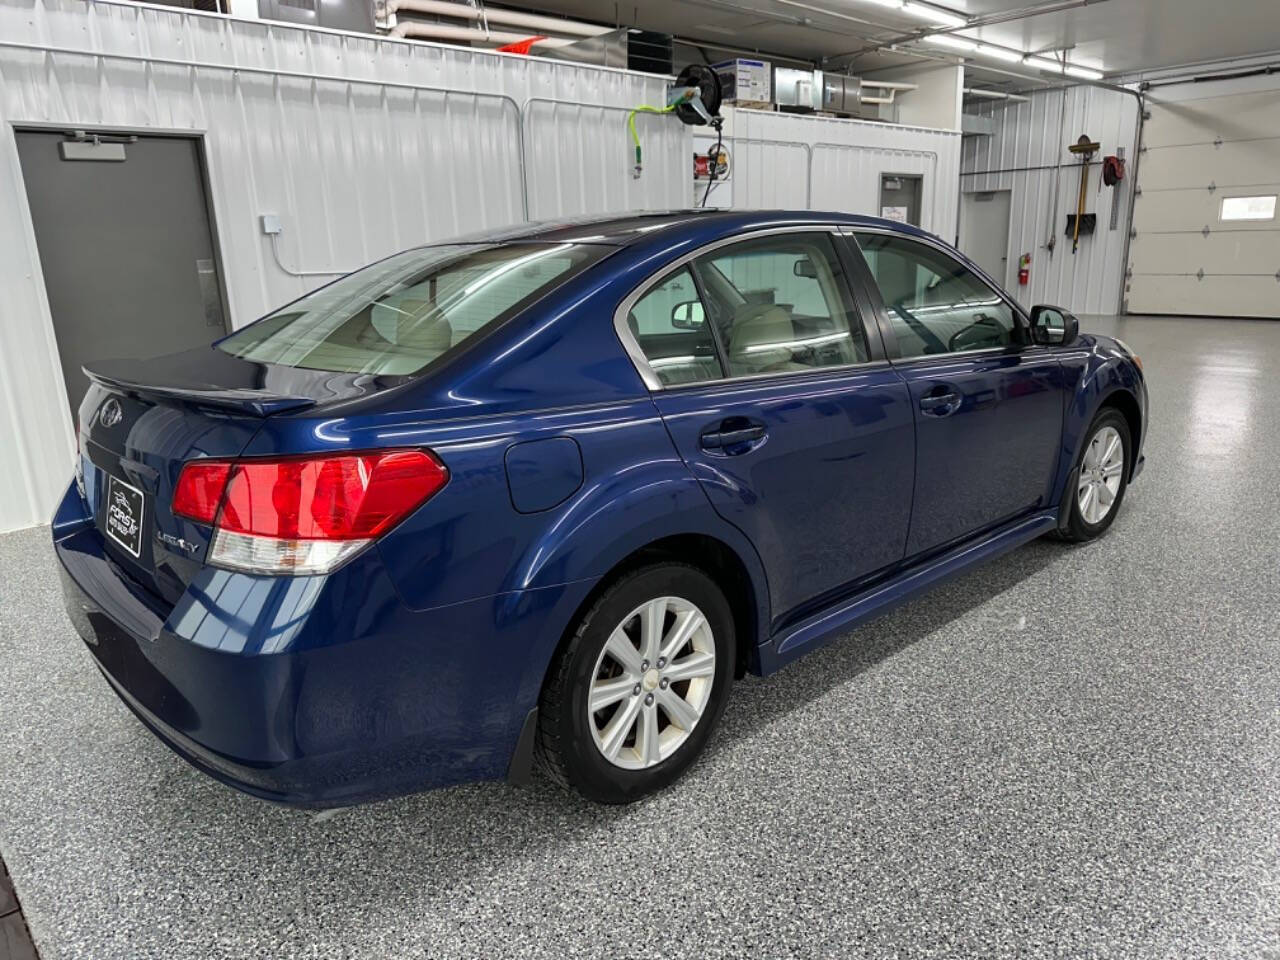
(627, 64, 723, 179)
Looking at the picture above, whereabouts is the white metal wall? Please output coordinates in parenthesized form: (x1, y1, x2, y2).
(728, 108, 962, 243)
(961, 85, 1140, 315)
(0, 0, 688, 532)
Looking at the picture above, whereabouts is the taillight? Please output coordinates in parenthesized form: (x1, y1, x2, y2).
(172, 450, 447, 575)
(173, 462, 233, 524)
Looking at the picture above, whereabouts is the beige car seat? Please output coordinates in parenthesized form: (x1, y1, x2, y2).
(727, 303, 808, 375)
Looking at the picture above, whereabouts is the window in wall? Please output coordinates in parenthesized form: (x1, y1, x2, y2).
(854, 232, 1017, 357)
(693, 233, 867, 377)
(627, 267, 723, 386)
(1220, 195, 1277, 222)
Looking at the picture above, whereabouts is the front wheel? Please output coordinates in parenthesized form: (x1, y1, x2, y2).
(536, 563, 734, 803)
(1059, 408, 1131, 542)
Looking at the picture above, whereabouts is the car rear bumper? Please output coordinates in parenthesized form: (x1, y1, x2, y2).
(53, 482, 591, 807)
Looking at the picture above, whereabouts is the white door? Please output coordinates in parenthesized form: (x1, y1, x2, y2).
(959, 190, 1012, 287)
(1128, 86, 1280, 318)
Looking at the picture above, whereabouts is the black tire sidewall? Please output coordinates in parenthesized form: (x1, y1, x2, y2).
(1068, 408, 1131, 540)
(549, 564, 734, 804)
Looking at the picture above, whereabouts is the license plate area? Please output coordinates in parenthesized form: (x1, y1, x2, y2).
(104, 474, 146, 558)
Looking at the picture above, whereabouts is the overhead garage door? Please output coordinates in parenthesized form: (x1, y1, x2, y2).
(1127, 87, 1280, 318)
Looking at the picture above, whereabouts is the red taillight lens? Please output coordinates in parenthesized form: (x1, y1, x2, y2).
(217, 450, 447, 540)
(173, 461, 234, 524)
(170, 450, 448, 575)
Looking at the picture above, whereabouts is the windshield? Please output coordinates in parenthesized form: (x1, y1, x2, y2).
(218, 242, 607, 375)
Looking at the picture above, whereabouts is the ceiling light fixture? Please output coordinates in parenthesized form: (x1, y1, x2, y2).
(1024, 54, 1063, 72)
(975, 44, 1024, 63)
(919, 34, 1108, 78)
(927, 34, 976, 52)
(901, 1, 967, 27)
(1023, 53, 1106, 80)
(1064, 63, 1105, 80)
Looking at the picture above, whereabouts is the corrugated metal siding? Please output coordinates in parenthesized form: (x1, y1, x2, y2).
(524, 100, 687, 220)
(961, 85, 1140, 315)
(0, 0, 689, 532)
(728, 108, 963, 242)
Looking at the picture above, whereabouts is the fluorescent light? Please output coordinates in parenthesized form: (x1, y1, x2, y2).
(1064, 63, 1105, 80)
(927, 34, 976, 52)
(975, 44, 1023, 63)
(860, 0, 905, 7)
(1024, 55, 1064, 72)
(924, 33, 1109, 77)
(901, 1, 967, 27)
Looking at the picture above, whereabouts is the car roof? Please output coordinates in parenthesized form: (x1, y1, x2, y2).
(432, 209, 938, 247)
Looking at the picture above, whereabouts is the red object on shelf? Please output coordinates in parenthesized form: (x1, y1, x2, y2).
(496, 35, 546, 55)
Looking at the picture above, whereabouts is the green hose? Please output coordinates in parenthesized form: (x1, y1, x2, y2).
(627, 95, 690, 176)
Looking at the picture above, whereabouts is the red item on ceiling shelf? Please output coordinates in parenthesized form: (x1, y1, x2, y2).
(496, 35, 547, 55)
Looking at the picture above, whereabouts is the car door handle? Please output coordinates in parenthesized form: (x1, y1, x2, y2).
(919, 391, 961, 416)
(699, 420, 766, 453)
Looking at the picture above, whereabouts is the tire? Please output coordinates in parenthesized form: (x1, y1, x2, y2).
(1058, 408, 1132, 542)
(536, 563, 735, 803)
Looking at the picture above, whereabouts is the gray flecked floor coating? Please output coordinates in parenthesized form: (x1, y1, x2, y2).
(2, 314, 1279, 959)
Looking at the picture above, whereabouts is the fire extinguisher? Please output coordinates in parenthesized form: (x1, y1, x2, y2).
(1017, 253, 1031, 286)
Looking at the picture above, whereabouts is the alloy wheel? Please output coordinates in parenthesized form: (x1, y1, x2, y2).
(587, 596, 716, 770)
(1077, 424, 1124, 525)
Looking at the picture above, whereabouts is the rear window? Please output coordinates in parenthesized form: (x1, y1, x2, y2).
(218, 242, 606, 375)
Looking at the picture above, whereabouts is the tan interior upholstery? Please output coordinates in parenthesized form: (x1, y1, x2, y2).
(727, 303, 807, 374)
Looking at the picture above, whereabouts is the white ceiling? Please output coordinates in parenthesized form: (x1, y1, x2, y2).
(519, 0, 1280, 82)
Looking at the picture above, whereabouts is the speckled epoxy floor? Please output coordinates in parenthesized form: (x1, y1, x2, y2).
(2, 314, 1279, 959)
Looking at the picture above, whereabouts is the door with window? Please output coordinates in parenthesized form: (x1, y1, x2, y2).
(849, 231, 1065, 557)
(624, 230, 916, 624)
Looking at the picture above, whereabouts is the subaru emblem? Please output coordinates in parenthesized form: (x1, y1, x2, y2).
(99, 398, 123, 428)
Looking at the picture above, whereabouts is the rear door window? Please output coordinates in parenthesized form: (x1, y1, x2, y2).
(219, 243, 607, 375)
(693, 233, 868, 377)
(627, 267, 724, 386)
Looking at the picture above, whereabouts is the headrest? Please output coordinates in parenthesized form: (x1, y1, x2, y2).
(729, 304, 794, 361)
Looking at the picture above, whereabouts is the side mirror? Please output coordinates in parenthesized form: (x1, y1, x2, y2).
(670, 300, 706, 330)
(1029, 304, 1079, 346)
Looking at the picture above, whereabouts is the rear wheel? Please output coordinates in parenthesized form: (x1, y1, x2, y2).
(1059, 408, 1131, 542)
(536, 563, 734, 803)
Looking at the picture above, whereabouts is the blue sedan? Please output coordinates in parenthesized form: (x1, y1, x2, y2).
(53, 210, 1146, 805)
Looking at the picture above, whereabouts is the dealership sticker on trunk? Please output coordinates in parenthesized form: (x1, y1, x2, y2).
(105, 474, 145, 558)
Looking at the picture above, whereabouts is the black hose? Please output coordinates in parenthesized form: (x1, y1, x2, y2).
(701, 118, 724, 209)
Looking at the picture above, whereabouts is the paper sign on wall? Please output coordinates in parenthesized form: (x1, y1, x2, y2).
(881, 206, 909, 223)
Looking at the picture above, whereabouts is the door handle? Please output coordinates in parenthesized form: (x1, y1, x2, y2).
(699, 419, 766, 453)
(919, 390, 961, 417)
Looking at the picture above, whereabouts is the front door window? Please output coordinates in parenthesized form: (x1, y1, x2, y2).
(855, 232, 1017, 358)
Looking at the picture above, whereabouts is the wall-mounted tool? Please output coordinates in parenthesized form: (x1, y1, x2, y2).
(1102, 154, 1126, 186)
(1066, 134, 1101, 254)
(626, 63, 721, 179)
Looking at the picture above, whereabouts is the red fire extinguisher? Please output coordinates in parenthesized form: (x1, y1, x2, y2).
(1017, 253, 1031, 286)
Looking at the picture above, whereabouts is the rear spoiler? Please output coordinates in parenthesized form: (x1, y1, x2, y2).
(84, 360, 317, 417)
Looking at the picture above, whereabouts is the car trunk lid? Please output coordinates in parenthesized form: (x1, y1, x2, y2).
(78, 348, 389, 606)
